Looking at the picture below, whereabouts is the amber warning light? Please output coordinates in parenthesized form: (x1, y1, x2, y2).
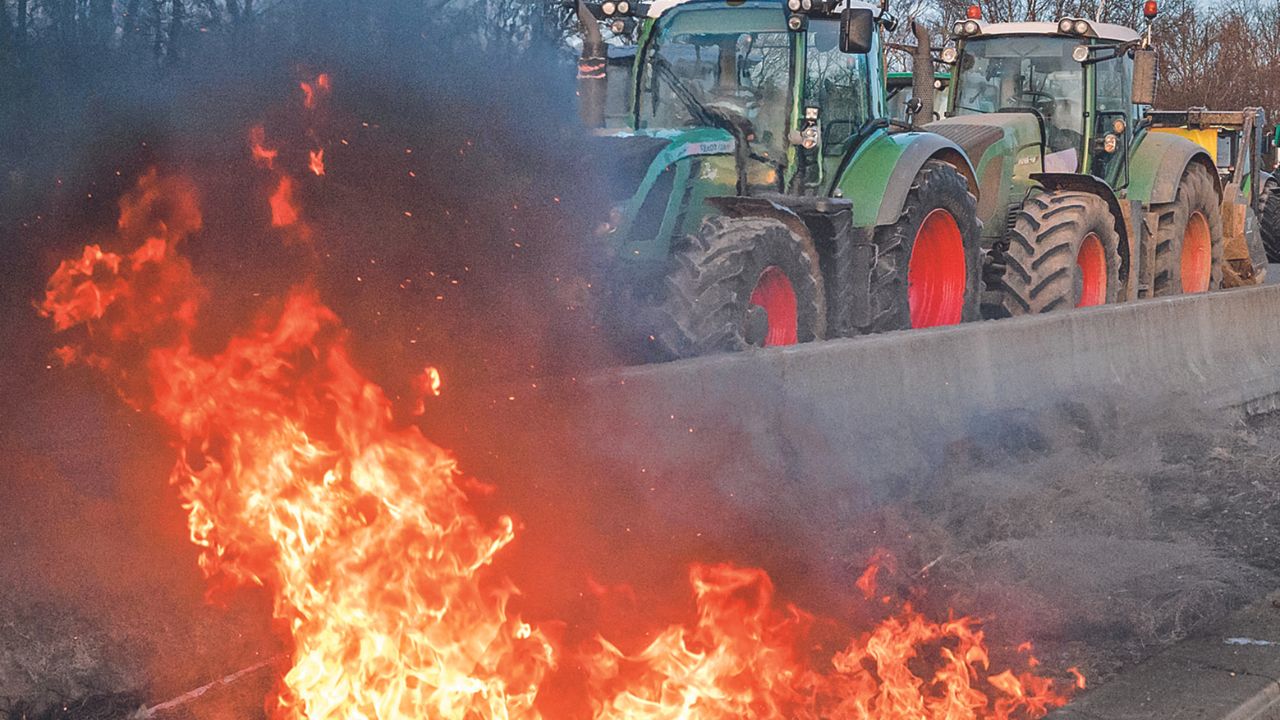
(1143, 0, 1158, 19)
(966, 4, 981, 19)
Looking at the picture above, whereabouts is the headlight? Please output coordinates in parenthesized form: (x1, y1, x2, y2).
(1058, 18, 1074, 33)
(1074, 19, 1090, 34)
(609, 18, 626, 33)
(953, 20, 965, 35)
(963, 19, 979, 34)
(787, 14, 804, 30)
(1112, 117, 1127, 134)
(617, 0, 629, 11)
(941, 46, 958, 63)
(801, 0, 812, 9)
(1072, 45, 1090, 62)
(787, 0, 801, 10)
(800, 125, 820, 150)
(602, 0, 616, 14)
(1103, 133, 1118, 153)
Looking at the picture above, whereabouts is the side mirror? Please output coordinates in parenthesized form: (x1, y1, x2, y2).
(841, 7, 875, 54)
(1131, 48, 1157, 106)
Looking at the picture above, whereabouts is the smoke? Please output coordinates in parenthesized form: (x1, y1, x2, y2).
(4, 3, 1280, 718)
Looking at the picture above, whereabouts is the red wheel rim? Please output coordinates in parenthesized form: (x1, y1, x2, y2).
(1181, 210, 1211, 293)
(749, 266, 798, 346)
(907, 208, 967, 328)
(1076, 232, 1107, 307)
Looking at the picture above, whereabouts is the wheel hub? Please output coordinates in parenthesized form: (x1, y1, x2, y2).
(907, 208, 966, 328)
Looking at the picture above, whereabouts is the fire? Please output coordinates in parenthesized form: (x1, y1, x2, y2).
(589, 563, 1073, 720)
(250, 125, 279, 169)
(270, 176, 300, 227)
(41, 86, 1084, 717)
(42, 172, 556, 718)
(410, 366, 443, 416)
(309, 148, 325, 176)
(301, 73, 331, 110)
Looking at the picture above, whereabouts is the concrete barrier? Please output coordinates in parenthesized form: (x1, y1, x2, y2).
(578, 283, 1280, 483)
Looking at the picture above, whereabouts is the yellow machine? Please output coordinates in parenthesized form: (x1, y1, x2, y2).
(1149, 108, 1272, 286)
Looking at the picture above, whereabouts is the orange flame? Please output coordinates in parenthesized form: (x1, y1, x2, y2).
(42, 171, 556, 718)
(411, 366, 443, 416)
(43, 168, 1081, 720)
(250, 125, 278, 169)
(588, 562, 1075, 720)
(308, 149, 325, 176)
(270, 176, 299, 227)
(300, 73, 331, 110)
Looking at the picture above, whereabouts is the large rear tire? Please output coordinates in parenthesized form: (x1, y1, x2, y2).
(1152, 162, 1223, 295)
(862, 159, 982, 333)
(999, 190, 1122, 315)
(1259, 176, 1280, 263)
(655, 216, 825, 358)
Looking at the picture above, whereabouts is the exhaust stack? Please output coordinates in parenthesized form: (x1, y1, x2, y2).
(910, 20, 935, 123)
(577, 1, 607, 129)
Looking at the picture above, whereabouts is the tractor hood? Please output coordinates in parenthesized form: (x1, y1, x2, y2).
(925, 113, 1047, 235)
(926, 113, 1043, 171)
(587, 127, 735, 202)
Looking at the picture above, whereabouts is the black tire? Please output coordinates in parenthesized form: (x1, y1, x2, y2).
(655, 215, 825, 358)
(861, 159, 982, 333)
(999, 190, 1122, 315)
(1259, 176, 1280, 263)
(1152, 162, 1223, 296)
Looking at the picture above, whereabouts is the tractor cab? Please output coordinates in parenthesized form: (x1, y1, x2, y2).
(945, 19, 1144, 183)
(624, 0, 888, 192)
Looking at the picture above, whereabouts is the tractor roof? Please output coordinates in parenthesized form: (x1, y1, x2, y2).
(969, 20, 1139, 42)
(645, 0, 879, 19)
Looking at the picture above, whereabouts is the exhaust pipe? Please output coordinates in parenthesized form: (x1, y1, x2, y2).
(910, 20, 935, 123)
(577, 1, 607, 129)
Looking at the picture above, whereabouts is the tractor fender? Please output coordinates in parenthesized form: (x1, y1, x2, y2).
(1128, 131, 1222, 206)
(833, 130, 979, 229)
(872, 133, 979, 227)
(1031, 172, 1131, 275)
(702, 196, 813, 244)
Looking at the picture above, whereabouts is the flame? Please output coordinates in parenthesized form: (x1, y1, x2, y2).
(250, 125, 279, 169)
(410, 366, 443, 416)
(270, 176, 300, 227)
(309, 149, 325, 177)
(42, 171, 556, 718)
(43, 167, 1082, 720)
(588, 563, 1074, 720)
(301, 73, 332, 110)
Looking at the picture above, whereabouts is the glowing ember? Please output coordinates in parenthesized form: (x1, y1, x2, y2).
(309, 149, 325, 176)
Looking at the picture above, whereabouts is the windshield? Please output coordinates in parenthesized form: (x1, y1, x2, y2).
(953, 36, 1084, 170)
(637, 6, 794, 159)
(806, 19, 871, 152)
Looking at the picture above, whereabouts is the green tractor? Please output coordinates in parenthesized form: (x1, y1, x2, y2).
(574, 0, 985, 359)
(925, 4, 1224, 316)
(887, 71, 950, 122)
